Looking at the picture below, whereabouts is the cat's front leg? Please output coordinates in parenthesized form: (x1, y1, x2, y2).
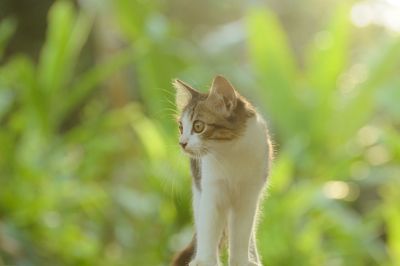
(191, 184, 226, 266)
(189, 258, 219, 266)
(228, 188, 262, 266)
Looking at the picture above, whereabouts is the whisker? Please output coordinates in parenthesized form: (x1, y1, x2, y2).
(162, 102, 177, 112)
(160, 87, 175, 97)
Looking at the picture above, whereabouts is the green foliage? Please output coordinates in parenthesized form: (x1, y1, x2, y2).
(0, 17, 16, 60)
(246, 4, 400, 266)
(0, 0, 399, 265)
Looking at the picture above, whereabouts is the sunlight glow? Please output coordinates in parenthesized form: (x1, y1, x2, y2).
(366, 144, 391, 166)
(323, 181, 350, 199)
(338, 63, 368, 95)
(351, 4, 374, 27)
(351, 0, 400, 32)
(357, 125, 380, 147)
(323, 181, 360, 201)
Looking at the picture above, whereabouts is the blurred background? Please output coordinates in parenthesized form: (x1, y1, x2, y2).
(0, 0, 399, 265)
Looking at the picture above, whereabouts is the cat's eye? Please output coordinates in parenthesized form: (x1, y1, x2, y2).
(193, 120, 205, 133)
(178, 122, 183, 134)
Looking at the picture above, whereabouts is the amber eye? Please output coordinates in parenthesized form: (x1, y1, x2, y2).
(178, 122, 183, 134)
(193, 120, 205, 133)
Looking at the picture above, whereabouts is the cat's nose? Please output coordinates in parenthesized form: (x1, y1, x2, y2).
(179, 141, 187, 149)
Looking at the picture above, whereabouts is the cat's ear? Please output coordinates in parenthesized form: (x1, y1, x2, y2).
(173, 79, 200, 111)
(206, 75, 237, 116)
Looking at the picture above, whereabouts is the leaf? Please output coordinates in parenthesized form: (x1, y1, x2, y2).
(306, 4, 350, 95)
(305, 4, 351, 142)
(130, 111, 167, 160)
(57, 49, 135, 125)
(0, 17, 17, 60)
(36, 1, 92, 130)
(37, 0, 93, 130)
(246, 8, 300, 138)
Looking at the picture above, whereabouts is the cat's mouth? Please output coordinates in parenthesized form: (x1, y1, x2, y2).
(181, 147, 208, 158)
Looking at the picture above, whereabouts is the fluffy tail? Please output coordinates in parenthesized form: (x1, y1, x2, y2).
(171, 234, 196, 266)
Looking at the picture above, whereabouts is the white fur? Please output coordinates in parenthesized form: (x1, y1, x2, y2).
(183, 114, 270, 266)
(180, 112, 203, 153)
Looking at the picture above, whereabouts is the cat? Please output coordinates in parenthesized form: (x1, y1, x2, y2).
(171, 75, 272, 266)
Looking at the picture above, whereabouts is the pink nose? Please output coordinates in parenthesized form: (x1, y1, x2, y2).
(179, 142, 187, 149)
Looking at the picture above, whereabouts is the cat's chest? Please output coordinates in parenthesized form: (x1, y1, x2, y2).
(201, 149, 265, 183)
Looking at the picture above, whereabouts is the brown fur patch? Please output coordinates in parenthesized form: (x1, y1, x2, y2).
(190, 158, 201, 191)
(171, 234, 196, 266)
(171, 232, 227, 266)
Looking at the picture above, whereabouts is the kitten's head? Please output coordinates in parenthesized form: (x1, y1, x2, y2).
(173, 75, 255, 157)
